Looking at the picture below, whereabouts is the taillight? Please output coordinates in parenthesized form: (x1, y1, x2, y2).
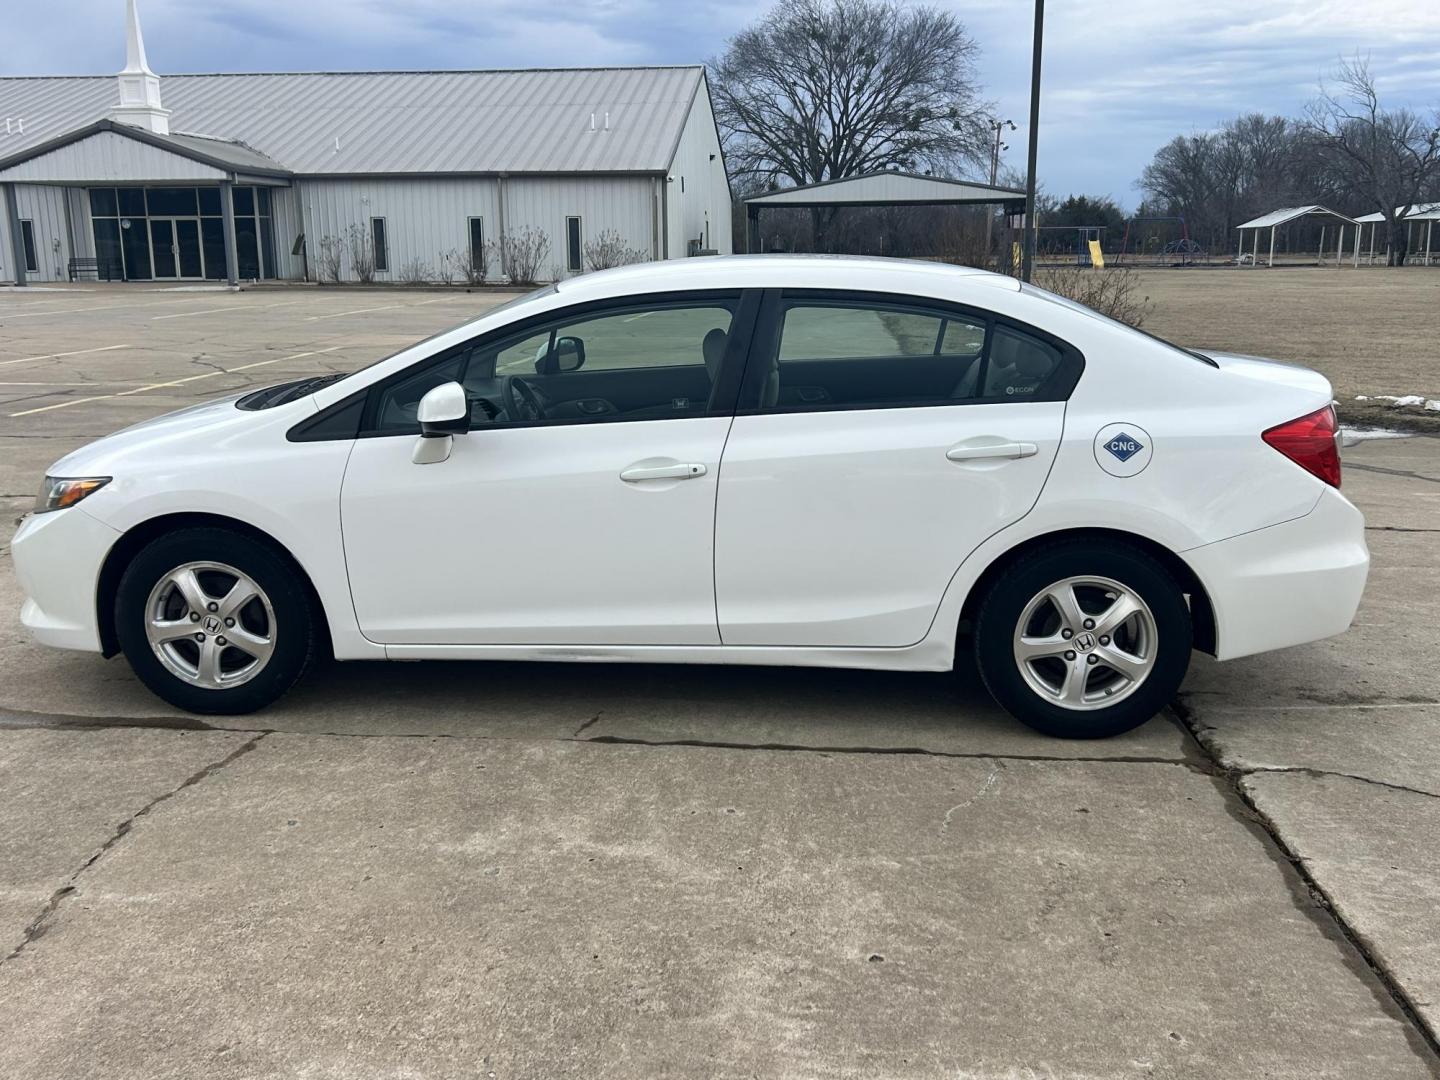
(1262, 405, 1341, 488)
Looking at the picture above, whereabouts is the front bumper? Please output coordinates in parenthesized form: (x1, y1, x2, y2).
(1182, 486, 1369, 661)
(12, 506, 120, 652)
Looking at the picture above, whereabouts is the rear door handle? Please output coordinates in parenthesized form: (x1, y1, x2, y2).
(620, 462, 708, 482)
(946, 441, 1038, 462)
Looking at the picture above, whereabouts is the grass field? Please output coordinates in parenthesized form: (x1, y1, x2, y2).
(1132, 266, 1440, 429)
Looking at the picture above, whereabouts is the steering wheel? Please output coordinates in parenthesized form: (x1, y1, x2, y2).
(503, 375, 547, 422)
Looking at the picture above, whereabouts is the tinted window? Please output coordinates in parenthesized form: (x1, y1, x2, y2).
(198, 187, 222, 216)
(90, 188, 118, 217)
(232, 186, 255, 215)
(566, 217, 582, 272)
(982, 325, 1064, 399)
(366, 300, 736, 436)
(146, 187, 197, 215)
(20, 221, 38, 273)
(371, 217, 388, 273)
(766, 300, 988, 410)
(117, 187, 146, 216)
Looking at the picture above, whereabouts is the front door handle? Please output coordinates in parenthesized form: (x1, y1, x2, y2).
(946, 441, 1038, 462)
(620, 462, 707, 482)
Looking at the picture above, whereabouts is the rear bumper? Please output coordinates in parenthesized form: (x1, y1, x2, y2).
(11, 506, 118, 653)
(1182, 486, 1369, 661)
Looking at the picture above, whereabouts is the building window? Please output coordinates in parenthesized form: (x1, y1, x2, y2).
(371, 217, 388, 273)
(566, 216, 582, 273)
(468, 217, 485, 274)
(19, 220, 38, 274)
(86, 184, 273, 281)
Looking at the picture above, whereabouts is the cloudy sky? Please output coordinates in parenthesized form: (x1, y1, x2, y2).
(5, 0, 1438, 209)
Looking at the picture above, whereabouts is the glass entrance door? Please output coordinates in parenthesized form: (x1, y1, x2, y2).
(149, 218, 205, 279)
(175, 219, 203, 277)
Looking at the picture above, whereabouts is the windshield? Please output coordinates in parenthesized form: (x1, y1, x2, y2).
(1019, 282, 1217, 368)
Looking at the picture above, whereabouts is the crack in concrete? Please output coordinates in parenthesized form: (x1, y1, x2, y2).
(1241, 765, 1440, 803)
(579, 732, 1201, 769)
(1345, 462, 1440, 485)
(571, 712, 603, 738)
(1169, 698, 1440, 1064)
(0, 731, 269, 967)
(1366, 526, 1440, 534)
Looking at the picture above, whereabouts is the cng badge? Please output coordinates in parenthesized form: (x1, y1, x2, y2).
(1104, 432, 1144, 462)
(1093, 422, 1153, 478)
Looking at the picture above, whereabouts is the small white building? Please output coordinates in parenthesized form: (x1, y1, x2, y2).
(0, 2, 731, 285)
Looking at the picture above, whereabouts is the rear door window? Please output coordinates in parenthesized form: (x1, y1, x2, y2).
(747, 293, 1080, 412)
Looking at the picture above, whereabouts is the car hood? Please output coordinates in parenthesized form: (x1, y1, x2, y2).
(1195, 350, 1333, 400)
(46, 392, 308, 476)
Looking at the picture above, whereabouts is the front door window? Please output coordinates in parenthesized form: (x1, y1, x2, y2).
(149, 219, 177, 278)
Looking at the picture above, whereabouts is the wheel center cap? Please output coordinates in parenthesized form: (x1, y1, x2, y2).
(1074, 631, 1097, 652)
(202, 615, 222, 635)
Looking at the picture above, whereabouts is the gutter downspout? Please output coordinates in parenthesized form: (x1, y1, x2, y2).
(496, 174, 508, 281)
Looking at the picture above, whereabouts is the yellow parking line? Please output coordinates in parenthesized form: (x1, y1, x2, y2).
(0, 343, 132, 369)
(8, 346, 342, 417)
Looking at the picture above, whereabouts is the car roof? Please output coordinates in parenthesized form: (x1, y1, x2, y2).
(551, 254, 1022, 303)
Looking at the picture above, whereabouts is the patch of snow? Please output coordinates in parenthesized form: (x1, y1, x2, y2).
(1340, 426, 1414, 447)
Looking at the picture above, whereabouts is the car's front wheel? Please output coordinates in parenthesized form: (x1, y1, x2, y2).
(973, 540, 1193, 738)
(115, 527, 318, 714)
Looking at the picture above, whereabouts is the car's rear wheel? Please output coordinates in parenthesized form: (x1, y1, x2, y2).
(973, 540, 1192, 738)
(115, 527, 317, 715)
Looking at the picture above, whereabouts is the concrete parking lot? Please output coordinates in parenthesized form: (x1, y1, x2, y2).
(1, 284, 1437, 1078)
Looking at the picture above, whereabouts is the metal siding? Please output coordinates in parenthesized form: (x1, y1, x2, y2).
(0, 68, 703, 175)
(268, 184, 304, 279)
(665, 81, 732, 256)
(298, 177, 503, 282)
(11, 184, 72, 281)
(0, 130, 226, 183)
(504, 176, 653, 279)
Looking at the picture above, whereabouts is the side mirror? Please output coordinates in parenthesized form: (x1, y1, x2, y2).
(413, 381, 468, 465)
(535, 335, 585, 375)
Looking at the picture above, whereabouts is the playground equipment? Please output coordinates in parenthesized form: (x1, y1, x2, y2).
(1034, 225, 1108, 265)
(1116, 215, 1202, 266)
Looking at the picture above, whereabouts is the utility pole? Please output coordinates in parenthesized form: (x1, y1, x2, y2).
(1021, 0, 1045, 283)
(984, 118, 1015, 265)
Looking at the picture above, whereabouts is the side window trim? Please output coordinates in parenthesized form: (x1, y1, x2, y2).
(292, 289, 762, 441)
(736, 288, 1082, 415)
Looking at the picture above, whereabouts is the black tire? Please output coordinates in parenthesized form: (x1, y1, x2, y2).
(115, 527, 318, 715)
(973, 539, 1192, 739)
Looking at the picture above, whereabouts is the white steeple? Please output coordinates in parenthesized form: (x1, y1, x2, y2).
(111, 0, 170, 134)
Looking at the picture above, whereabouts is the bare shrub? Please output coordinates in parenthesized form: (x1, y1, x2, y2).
(397, 257, 434, 285)
(459, 241, 493, 285)
(316, 235, 344, 283)
(583, 229, 649, 271)
(1031, 266, 1151, 328)
(501, 227, 550, 285)
(345, 223, 376, 283)
(935, 215, 995, 270)
(436, 249, 459, 286)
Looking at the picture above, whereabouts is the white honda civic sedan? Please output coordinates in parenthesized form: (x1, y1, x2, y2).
(13, 256, 1368, 738)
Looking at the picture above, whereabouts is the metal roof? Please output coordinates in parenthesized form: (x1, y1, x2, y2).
(1236, 205, 1358, 230)
(1354, 202, 1440, 223)
(744, 171, 1024, 207)
(0, 67, 705, 175)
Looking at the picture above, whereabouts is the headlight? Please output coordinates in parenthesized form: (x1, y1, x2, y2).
(34, 476, 111, 514)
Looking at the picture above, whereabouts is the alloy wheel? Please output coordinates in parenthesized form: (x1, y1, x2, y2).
(1012, 575, 1157, 711)
(144, 561, 276, 689)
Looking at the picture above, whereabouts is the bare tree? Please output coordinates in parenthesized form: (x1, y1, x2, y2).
(1306, 55, 1440, 265)
(345, 223, 376, 283)
(436, 249, 459, 286)
(711, 0, 989, 250)
(397, 256, 433, 284)
(316, 235, 344, 283)
(459, 240, 493, 285)
(500, 227, 550, 285)
(583, 229, 649, 271)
